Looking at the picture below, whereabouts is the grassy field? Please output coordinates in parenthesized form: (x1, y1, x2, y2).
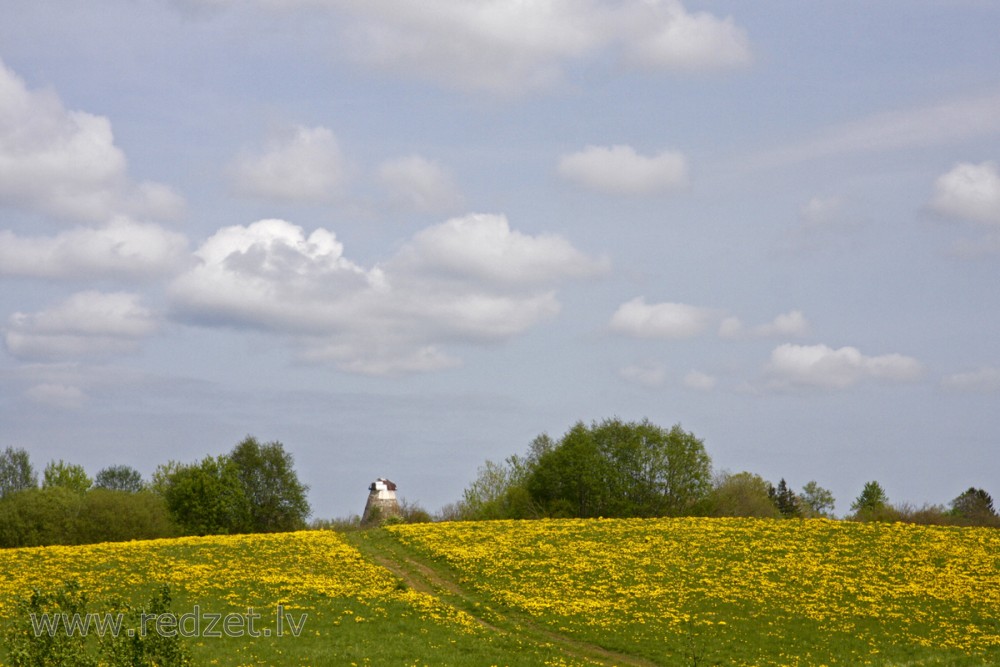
(1, 518, 999, 666)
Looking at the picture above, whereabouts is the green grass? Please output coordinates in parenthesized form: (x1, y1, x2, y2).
(2, 519, 999, 666)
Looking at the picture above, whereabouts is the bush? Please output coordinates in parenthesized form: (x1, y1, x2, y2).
(74, 490, 177, 544)
(3, 580, 95, 667)
(0, 487, 83, 548)
(0, 487, 177, 548)
(705, 471, 780, 518)
(2, 582, 190, 667)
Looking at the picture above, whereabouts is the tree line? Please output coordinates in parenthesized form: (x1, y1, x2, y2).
(0, 436, 311, 549)
(444, 417, 999, 528)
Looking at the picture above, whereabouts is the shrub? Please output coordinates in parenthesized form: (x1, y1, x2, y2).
(0, 487, 83, 548)
(74, 490, 177, 544)
(706, 471, 780, 518)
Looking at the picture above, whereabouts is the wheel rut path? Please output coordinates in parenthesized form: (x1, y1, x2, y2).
(345, 530, 661, 667)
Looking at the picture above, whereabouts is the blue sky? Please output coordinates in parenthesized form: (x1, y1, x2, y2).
(1, 0, 998, 518)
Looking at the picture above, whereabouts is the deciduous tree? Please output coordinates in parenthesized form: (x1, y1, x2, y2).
(0, 447, 37, 499)
(228, 436, 311, 532)
(94, 465, 145, 493)
(42, 460, 92, 494)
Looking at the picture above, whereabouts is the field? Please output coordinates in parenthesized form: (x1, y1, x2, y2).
(1, 518, 999, 666)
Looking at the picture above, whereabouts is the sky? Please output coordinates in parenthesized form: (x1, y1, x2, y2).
(1, 0, 999, 519)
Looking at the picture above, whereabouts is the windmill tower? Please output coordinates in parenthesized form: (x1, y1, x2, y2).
(361, 477, 400, 525)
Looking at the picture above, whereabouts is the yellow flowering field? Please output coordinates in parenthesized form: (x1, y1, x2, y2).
(0, 531, 576, 666)
(389, 518, 1000, 666)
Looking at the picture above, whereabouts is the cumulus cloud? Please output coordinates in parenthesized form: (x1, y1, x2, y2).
(0, 218, 189, 280)
(0, 59, 183, 222)
(169, 214, 607, 374)
(378, 155, 463, 213)
(766, 343, 923, 390)
(558, 145, 688, 195)
(941, 367, 1000, 393)
(229, 125, 350, 202)
(619, 1, 751, 71)
(930, 161, 1000, 226)
(4, 292, 159, 360)
(397, 213, 610, 287)
(609, 297, 715, 339)
(720, 310, 810, 340)
(683, 370, 716, 391)
(188, 1, 750, 94)
(619, 362, 666, 388)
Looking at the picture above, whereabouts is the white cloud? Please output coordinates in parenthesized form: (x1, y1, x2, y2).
(766, 343, 923, 390)
(193, 1, 750, 94)
(619, 362, 666, 388)
(0, 59, 184, 222)
(397, 213, 610, 287)
(0, 218, 189, 280)
(229, 125, 350, 202)
(719, 310, 809, 340)
(558, 145, 688, 195)
(683, 370, 716, 391)
(930, 161, 1000, 226)
(748, 92, 1000, 168)
(609, 297, 715, 339)
(942, 367, 1000, 393)
(4, 292, 159, 360)
(754, 310, 810, 338)
(378, 155, 463, 213)
(619, 1, 751, 71)
(169, 214, 607, 374)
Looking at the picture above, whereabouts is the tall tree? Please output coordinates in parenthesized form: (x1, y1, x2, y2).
(163, 456, 251, 536)
(950, 487, 997, 525)
(769, 478, 802, 518)
(229, 436, 311, 532)
(851, 480, 889, 519)
(800, 481, 836, 518)
(94, 465, 145, 492)
(526, 419, 712, 518)
(0, 447, 37, 498)
(42, 460, 92, 494)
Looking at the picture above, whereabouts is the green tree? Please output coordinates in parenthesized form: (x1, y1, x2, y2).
(94, 465, 145, 492)
(769, 478, 802, 518)
(0, 487, 84, 548)
(163, 456, 251, 536)
(799, 480, 836, 518)
(950, 487, 998, 525)
(75, 490, 177, 544)
(707, 471, 780, 518)
(149, 461, 183, 496)
(42, 460, 92, 494)
(458, 435, 552, 520)
(527, 421, 611, 517)
(526, 418, 712, 518)
(228, 436, 311, 532)
(851, 480, 889, 520)
(0, 447, 37, 499)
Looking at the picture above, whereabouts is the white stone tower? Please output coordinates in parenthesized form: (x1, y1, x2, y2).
(361, 477, 400, 525)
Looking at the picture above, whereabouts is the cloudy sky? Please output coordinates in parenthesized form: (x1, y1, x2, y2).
(2, 1, 998, 518)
